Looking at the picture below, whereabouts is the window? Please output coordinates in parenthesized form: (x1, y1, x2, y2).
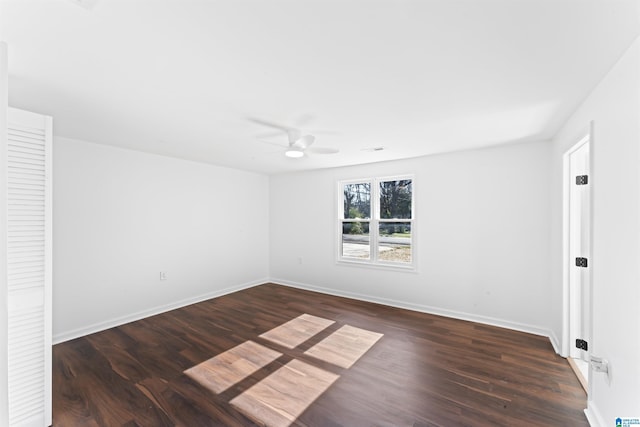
(339, 176, 413, 268)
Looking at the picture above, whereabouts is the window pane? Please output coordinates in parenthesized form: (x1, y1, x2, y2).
(379, 179, 412, 219)
(342, 222, 370, 259)
(378, 222, 411, 263)
(343, 183, 371, 219)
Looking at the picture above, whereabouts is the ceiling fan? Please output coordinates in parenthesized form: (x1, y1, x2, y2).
(249, 117, 339, 158)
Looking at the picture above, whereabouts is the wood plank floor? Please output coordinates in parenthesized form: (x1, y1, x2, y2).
(53, 283, 588, 426)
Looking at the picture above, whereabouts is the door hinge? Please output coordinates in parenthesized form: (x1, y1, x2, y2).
(576, 175, 589, 185)
(575, 257, 588, 268)
(576, 339, 588, 351)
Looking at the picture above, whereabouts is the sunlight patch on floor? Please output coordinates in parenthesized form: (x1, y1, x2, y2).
(305, 325, 384, 368)
(183, 313, 384, 427)
(184, 341, 282, 393)
(259, 313, 335, 349)
(231, 359, 340, 427)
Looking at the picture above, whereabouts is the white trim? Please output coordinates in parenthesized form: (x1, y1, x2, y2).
(549, 329, 561, 355)
(52, 278, 268, 344)
(270, 278, 552, 338)
(336, 257, 418, 273)
(0, 40, 9, 427)
(43, 114, 53, 427)
(562, 131, 591, 359)
(584, 402, 605, 427)
(54, 277, 559, 359)
(586, 120, 595, 403)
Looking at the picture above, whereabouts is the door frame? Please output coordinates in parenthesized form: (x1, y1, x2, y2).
(561, 123, 594, 394)
(0, 41, 9, 426)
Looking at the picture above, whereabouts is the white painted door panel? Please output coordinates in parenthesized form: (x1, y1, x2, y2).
(6, 107, 52, 427)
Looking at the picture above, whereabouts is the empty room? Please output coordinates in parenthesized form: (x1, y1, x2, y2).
(1, 0, 639, 426)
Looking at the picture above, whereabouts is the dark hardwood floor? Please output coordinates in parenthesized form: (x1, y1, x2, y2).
(53, 283, 588, 426)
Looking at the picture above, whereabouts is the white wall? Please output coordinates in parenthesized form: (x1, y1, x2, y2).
(52, 137, 269, 342)
(551, 37, 640, 424)
(0, 41, 9, 426)
(270, 140, 552, 335)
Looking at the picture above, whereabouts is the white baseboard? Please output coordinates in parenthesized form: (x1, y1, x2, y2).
(549, 329, 562, 355)
(55, 277, 556, 349)
(53, 278, 267, 344)
(584, 402, 605, 427)
(270, 278, 553, 339)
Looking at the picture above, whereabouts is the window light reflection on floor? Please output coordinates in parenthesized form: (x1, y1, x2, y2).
(183, 313, 383, 427)
(184, 340, 282, 394)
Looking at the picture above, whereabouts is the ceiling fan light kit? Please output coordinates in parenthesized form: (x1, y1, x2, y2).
(285, 148, 305, 158)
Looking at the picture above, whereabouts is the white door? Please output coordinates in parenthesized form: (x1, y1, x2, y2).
(568, 139, 591, 370)
(6, 107, 52, 427)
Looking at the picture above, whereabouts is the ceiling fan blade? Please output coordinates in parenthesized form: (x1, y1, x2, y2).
(287, 129, 302, 144)
(259, 140, 288, 148)
(248, 117, 293, 132)
(307, 146, 339, 155)
(293, 135, 315, 149)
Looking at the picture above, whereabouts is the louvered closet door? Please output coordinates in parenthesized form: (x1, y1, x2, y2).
(6, 108, 52, 427)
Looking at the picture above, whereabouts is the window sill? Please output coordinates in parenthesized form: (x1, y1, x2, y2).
(336, 258, 417, 273)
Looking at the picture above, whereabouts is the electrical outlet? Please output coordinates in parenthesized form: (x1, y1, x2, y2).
(160, 272, 167, 280)
(298, 257, 303, 265)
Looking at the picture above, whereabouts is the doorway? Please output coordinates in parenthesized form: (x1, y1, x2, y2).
(564, 135, 591, 391)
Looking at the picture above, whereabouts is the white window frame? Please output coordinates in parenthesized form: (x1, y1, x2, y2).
(337, 175, 415, 270)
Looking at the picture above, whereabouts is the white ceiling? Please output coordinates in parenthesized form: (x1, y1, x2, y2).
(2, 0, 639, 174)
